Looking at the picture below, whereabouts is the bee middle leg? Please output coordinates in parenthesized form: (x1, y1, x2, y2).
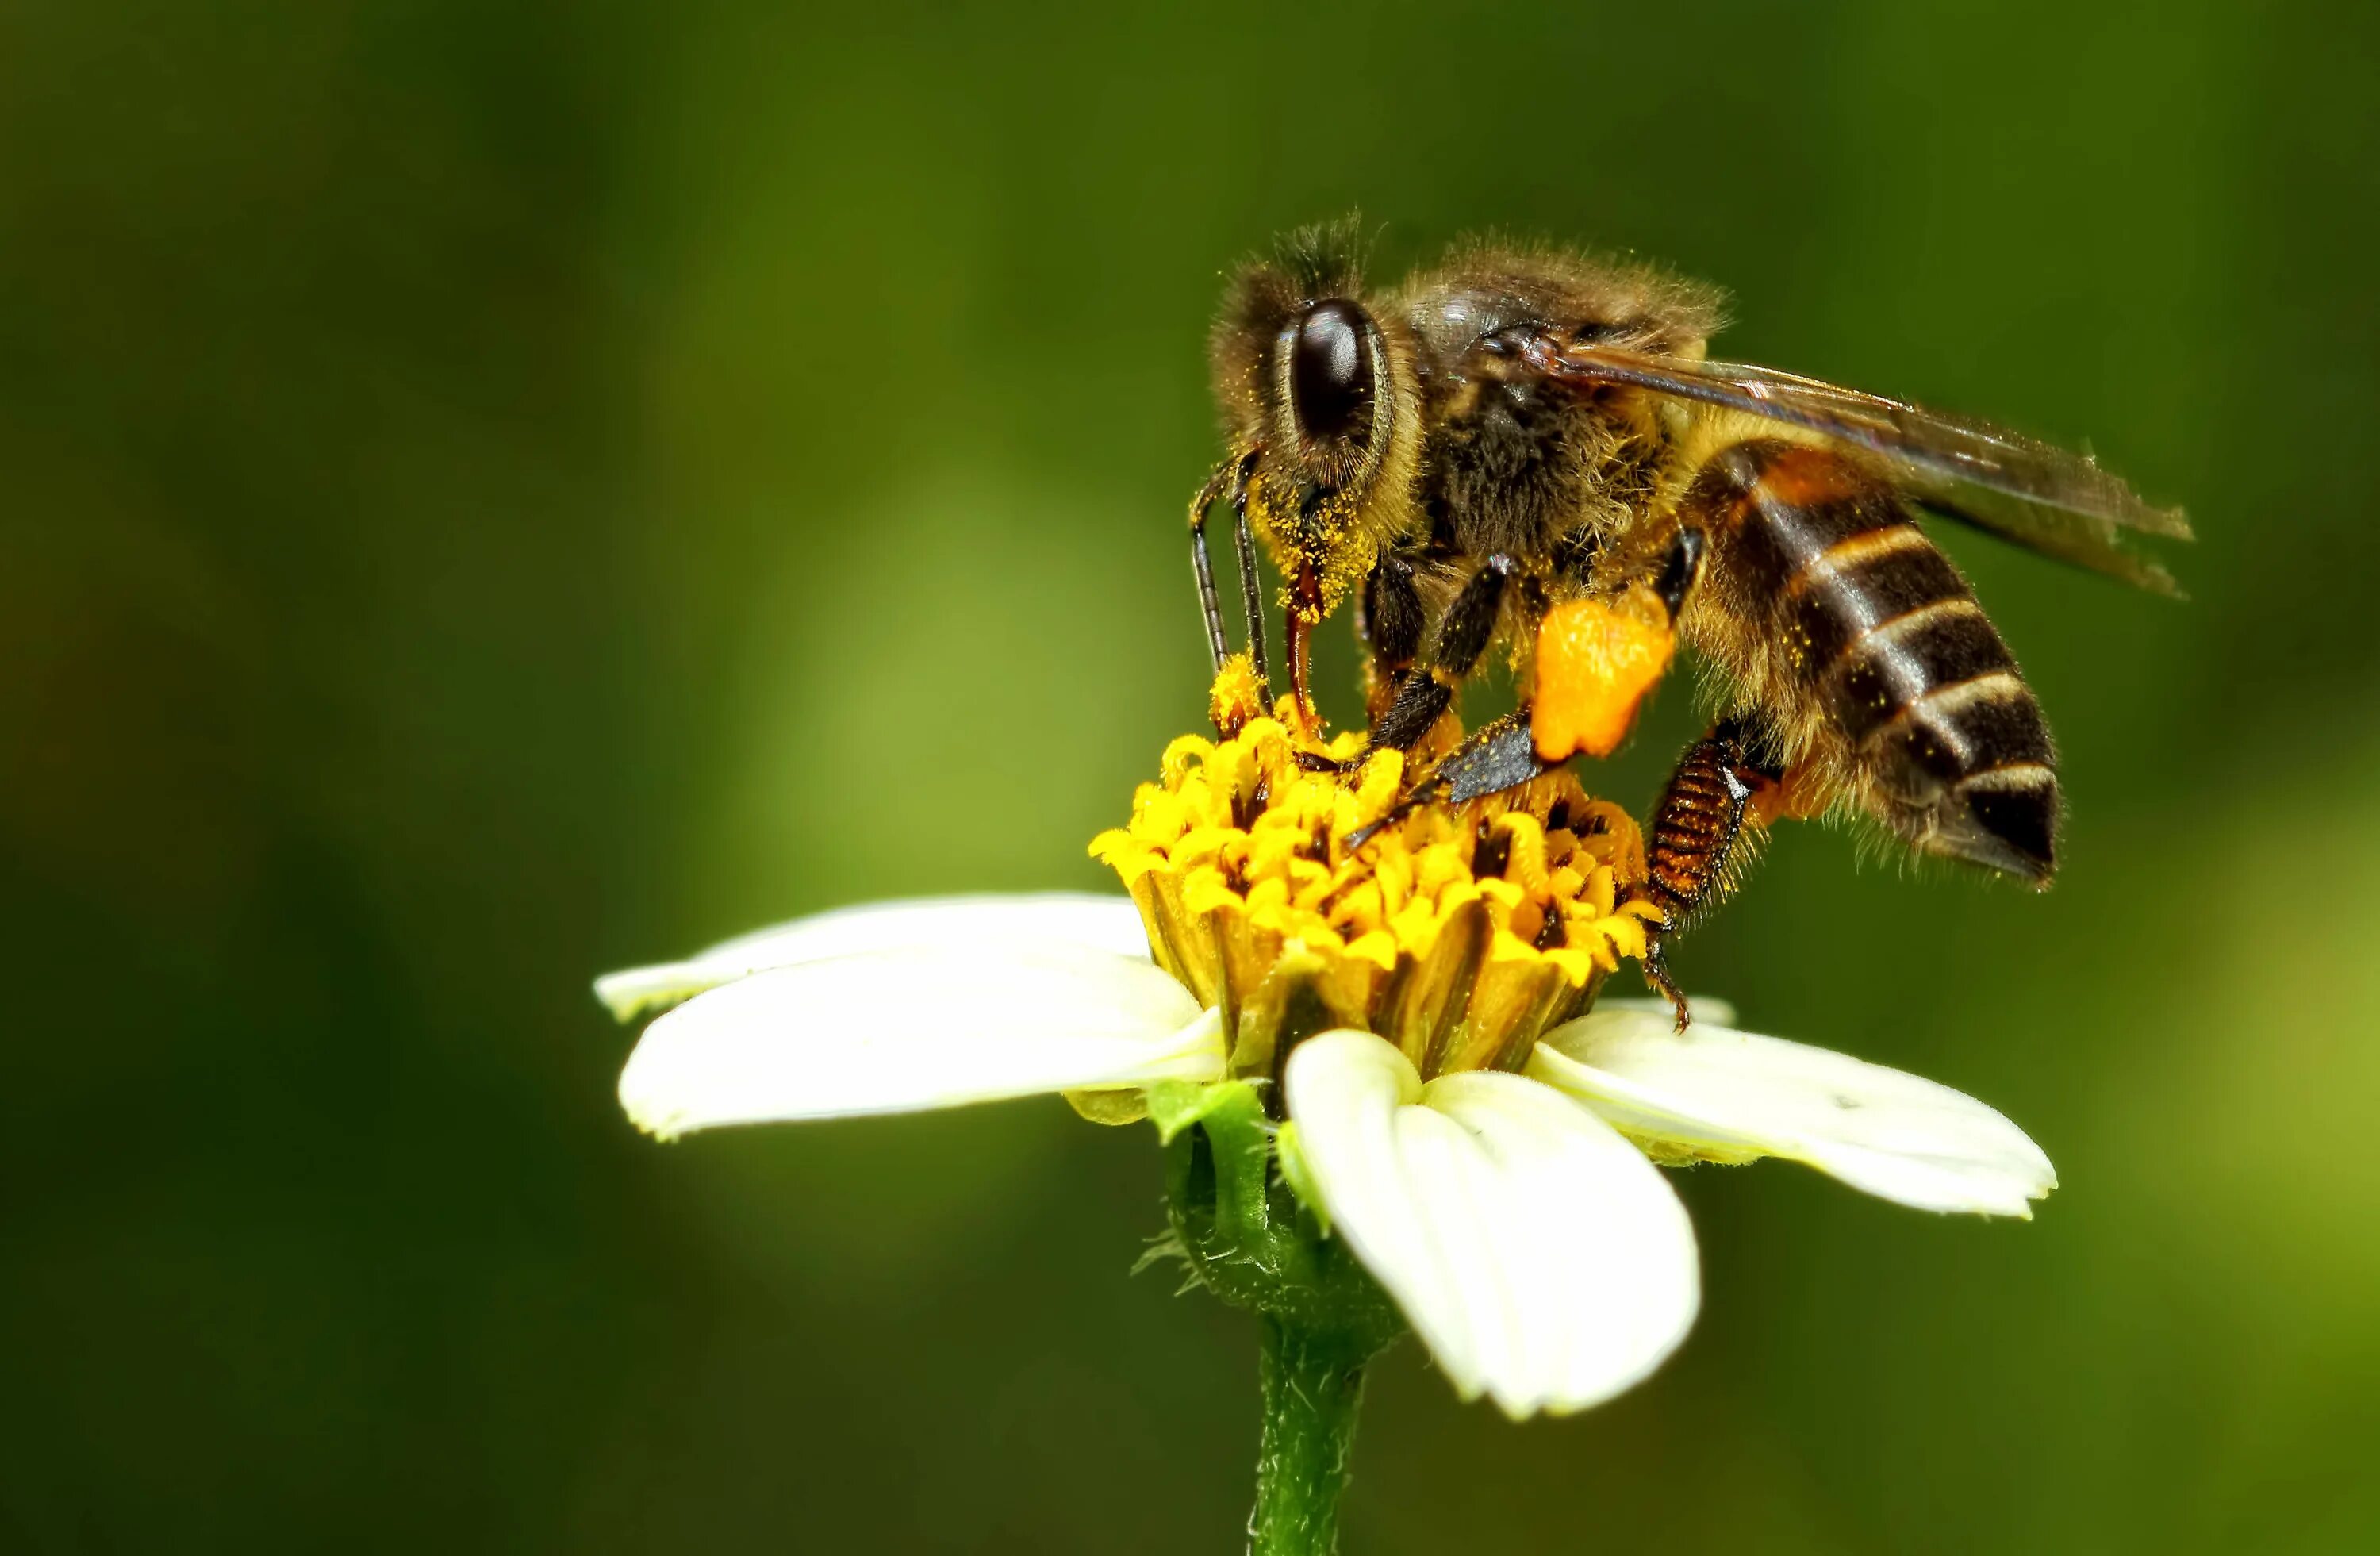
(1342, 711, 1549, 850)
(1369, 552, 1516, 751)
(1297, 550, 1515, 775)
(1356, 547, 1428, 721)
(1342, 528, 1706, 843)
(1336, 554, 1541, 847)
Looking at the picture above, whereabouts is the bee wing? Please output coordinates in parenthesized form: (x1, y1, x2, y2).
(1536, 342, 2191, 595)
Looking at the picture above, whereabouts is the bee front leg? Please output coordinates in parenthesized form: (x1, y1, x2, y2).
(1188, 451, 1270, 700)
(1188, 459, 1234, 674)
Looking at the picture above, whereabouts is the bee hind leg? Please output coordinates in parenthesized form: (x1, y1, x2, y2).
(1633, 714, 1791, 1029)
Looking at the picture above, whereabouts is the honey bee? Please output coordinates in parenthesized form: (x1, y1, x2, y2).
(1189, 219, 2186, 1021)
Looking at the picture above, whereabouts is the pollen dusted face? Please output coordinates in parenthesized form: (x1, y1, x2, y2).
(1208, 240, 1422, 626)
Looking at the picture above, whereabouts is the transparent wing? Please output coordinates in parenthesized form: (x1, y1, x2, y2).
(1532, 341, 2190, 594)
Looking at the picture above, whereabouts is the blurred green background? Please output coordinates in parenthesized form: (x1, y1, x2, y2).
(6, 1, 2378, 1550)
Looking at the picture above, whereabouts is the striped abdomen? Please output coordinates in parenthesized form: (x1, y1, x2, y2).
(1698, 440, 2058, 884)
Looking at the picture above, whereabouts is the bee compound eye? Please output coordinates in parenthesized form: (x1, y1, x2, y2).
(1289, 299, 1376, 447)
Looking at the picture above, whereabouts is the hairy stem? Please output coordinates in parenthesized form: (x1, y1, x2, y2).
(1248, 1312, 1370, 1556)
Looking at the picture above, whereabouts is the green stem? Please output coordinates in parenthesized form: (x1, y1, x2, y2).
(1249, 1312, 1370, 1556)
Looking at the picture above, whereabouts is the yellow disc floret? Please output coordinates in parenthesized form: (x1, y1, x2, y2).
(1092, 657, 1662, 1084)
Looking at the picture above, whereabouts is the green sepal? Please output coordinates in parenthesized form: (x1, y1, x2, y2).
(1144, 1077, 1264, 1146)
(1160, 1087, 1401, 1355)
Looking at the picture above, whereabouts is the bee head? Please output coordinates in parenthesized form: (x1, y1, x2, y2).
(1208, 221, 1418, 594)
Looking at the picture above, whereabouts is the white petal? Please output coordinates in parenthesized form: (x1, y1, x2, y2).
(595, 893, 1150, 1020)
(1531, 1007, 2056, 1216)
(1284, 1031, 1700, 1418)
(618, 942, 1218, 1139)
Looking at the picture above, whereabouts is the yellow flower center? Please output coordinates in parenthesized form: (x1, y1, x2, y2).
(1091, 656, 1660, 1084)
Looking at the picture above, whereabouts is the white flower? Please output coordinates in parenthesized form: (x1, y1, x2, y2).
(600, 893, 2055, 1418)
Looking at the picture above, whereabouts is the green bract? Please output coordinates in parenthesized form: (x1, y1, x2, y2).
(1153, 1078, 1403, 1355)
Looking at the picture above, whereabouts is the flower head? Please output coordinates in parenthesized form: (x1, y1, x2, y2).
(1090, 657, 1659, 1089)
(600, 667, 2055, 1417)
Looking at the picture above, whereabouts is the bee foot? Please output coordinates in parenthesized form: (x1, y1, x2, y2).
(1642, 941, 1692, 1032)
